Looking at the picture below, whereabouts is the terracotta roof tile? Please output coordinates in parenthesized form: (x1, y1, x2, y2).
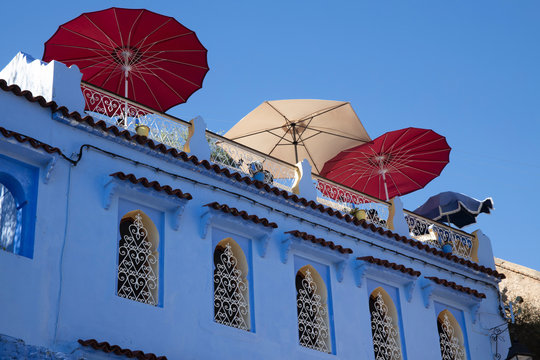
(0, 80, 504, 279)
(78, 339, 167, 360)
(357, 256, 421, 276)
(425, 276, 486, 299)
(110, 172, 192, 200)
(0, 125, 64, 156)
(204, 202, 278, 229)
(285, 230, 353, 254)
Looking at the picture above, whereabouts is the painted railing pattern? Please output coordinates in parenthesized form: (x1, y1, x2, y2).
(81, 83, 190, 150)
(405, 211, 473, 260)
(81, 84, 474, 261)
(206, 132, 297, 192)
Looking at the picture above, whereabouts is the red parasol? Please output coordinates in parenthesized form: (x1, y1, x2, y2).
(43, 7, 209, 113)
(320, 127, 451, 201)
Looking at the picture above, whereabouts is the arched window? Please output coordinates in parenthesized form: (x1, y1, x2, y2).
(296, 265, 331, 353)
(117, 210, 159, 306)
(0, 181, 22, 254)
(369, 287, 403, 360)
(213, 238, 250, 331)
(437, 310, 467, 360)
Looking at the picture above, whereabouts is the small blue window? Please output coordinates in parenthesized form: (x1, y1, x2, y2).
(0, 154, 38, 258)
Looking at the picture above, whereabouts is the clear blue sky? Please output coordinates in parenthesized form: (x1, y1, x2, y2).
(1, 1, 539, 270)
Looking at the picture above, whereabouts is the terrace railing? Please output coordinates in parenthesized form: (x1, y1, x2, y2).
(80, 83, 473, 261)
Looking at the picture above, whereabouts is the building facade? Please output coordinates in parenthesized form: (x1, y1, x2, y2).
(0, 54, 511, 359)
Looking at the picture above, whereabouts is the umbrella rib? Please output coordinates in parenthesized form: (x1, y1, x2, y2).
(305, 127, 371, 142)
(126, 10, 145, 48)
(265, 101, 291, 123)
(134, 64, 184, 105)
(83, 14, 121, 49)
(128, 69, 163, 109)
(55, 26, 116, 51)
(134, 62, 202, 89)
(267, 130, 295, 157)
(297, 102, 349, 122)
(138, 32, 197, 51)
(132, 18, 172, 49)
(300, 141, 321, 173)
(228, 125, 292, 140)
(45, 44, 112, 54)
(113, 8, 125, 49)
(86, 61, 121, 84)
(137, 54, 208, 70)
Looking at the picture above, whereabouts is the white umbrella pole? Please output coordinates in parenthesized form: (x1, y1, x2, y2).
(382, 171, 390, 201)
(123, 69, 129, 127)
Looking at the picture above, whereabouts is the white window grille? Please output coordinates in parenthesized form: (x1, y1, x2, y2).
(117, 211, 159, 306)
(0, 183, 21, 254)
(213, 240, 250, 331)
(369, 290, 403, 360)
(296, 266, 331, 353)
(438, 311, 467, 360)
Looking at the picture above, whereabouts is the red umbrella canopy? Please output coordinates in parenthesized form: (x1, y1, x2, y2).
(43, 7, 209, 112)
(320, 127, 451, 200)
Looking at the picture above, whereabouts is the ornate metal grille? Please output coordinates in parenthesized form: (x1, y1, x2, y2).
(213, 243, 250, 331)
(438, 313, 466, 360)
(370, 291, 403, 360)
(117, 212, 158, 306)
(405, 212, 473, 260)
(296, 269, 331, 353)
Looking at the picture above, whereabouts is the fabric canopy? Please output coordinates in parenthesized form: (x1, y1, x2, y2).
(414, 191, 494, 228)
(225, 99, 371, 174)
(43, 7, 209, 113)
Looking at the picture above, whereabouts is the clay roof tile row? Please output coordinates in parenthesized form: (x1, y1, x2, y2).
(356, 256, 421, 277)
(0, 125, 64, 156)
(285, 230, 353, 254)
(425, 276, 486, 299)
(204, 202, 278, 229)
(110, 172, 193, 200)
(78, 339, 167, 360)
(0, 80, 504, 279)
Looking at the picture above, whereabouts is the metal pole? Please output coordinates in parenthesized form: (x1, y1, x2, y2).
(382, 171, 390, 201)
(291, 123, 299, 163)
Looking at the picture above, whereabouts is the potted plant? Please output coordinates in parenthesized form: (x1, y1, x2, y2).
(349, 207, 367, 221)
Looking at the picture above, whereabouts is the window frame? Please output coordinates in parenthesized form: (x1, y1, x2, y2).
(116, 198, 165, 307)
(211, 227, 255, 332)
(0, 153, 38, 258)
(293, 255, 336, 355)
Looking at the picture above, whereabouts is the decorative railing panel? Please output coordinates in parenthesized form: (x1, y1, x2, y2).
(438, 313, 466, 360)
(315, 178, 390, 228)
(370, 291, 403, 360)
(213, 243, 250, 331)
(117, 212, 158, 306)
(82, 83, 190, 151)
(207, 132, 297, 192)
(405, 212, 473, 260)
(296, 269, 331, 353)
(81, 84, 477, 262)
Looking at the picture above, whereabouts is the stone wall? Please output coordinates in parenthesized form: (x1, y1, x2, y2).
(495, 258, 540, 312)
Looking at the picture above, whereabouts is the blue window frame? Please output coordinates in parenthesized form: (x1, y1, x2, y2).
(0, 154, 38, 258)
(434, 302, 470, 360)
(367, 278, 407, 360)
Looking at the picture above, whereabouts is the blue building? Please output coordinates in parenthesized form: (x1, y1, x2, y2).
(0, 53, 511, 359)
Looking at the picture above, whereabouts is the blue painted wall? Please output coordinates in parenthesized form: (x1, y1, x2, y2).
(0, 83, 511, 360)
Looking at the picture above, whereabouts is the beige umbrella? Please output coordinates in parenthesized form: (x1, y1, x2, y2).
(225, 99, 371, 175)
